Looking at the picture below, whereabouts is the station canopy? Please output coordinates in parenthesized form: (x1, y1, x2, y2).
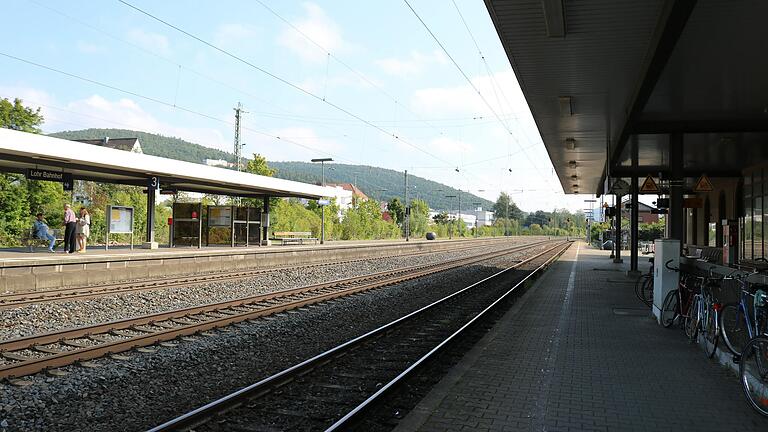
(485, 0, 768, 195)
(0, 128, 335, 199)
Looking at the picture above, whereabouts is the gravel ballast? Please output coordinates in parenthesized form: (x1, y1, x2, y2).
(0, 240, 538, 340)
(0, 241, 558, 432)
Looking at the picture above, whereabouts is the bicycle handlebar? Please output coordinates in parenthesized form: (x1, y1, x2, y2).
(665, 259, 680, 272)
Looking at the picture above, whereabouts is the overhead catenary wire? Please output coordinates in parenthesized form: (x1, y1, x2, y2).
(405, 0, 560, 193)
(117, 0, 455, 168)
(0, 51, 356, 163)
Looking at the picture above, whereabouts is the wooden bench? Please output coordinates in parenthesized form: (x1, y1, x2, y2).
(21, 228, 64, 252)
(272, 231, 318, 245)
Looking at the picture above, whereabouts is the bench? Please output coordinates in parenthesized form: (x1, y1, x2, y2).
(272, 231, 318, 245)
(21, 228, 64, 252)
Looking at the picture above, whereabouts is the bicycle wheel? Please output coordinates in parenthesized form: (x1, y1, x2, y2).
(661, 289, 679, 328)
(721, 304, 749, 356)
(739, 336, 768, 417)
(641, 276, 653, 307)
(635, 275, 652, 307)
(703, 306, 719, 358)
(685, 295, 700, 341)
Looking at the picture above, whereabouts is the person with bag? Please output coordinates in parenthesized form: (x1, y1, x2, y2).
(63, 204, 77, 254)
(75, 207, 91, 253)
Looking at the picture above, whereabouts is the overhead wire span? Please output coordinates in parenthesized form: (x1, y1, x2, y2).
(117, 0, 455, 168)
(0, 51, 354, 163)
(407, 0, 560, 193)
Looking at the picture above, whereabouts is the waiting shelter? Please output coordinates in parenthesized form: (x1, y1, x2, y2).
(0, 128, 335, 248)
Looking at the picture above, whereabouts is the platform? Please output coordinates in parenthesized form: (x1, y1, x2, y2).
(397, 242, 768, 431)
(0, 237, 524, 293)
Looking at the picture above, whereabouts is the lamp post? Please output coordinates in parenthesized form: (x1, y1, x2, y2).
(584, 199, 596, 244)
(311, 157, 333, 244)
(473, 202, 482, 238)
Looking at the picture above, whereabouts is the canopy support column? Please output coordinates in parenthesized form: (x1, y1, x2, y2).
(669, 133, 684, 252)
(143, 177, 158, 249)
(629, 136, 640, 274)
(261, 196, 271, 246)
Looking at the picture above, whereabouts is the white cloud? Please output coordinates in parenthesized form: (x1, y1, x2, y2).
(76, 41, 106, 54)
(127, 28, 171, 55)
(278, 2, 351, 63)
(214, 23, 260, 50)
(375, 50, 447, 77)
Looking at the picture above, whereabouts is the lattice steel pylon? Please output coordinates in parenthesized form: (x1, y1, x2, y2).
(233, 102, 247, 171)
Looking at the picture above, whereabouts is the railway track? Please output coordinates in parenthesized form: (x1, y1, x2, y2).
(0, 240, 561, 381)
(0, 237, 523, 309)
(147, 241, 571, 432)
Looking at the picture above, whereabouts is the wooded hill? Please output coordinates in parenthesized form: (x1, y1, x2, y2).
(49, 129, 493, 212)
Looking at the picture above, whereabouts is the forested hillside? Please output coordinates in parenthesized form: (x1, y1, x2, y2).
(49, 129, 493, 212)
(269, 162, 493, 212)
(50, 129, 235, 164)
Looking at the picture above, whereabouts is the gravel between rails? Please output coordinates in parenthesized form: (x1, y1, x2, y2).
(0, 244, 558, 432)
(0, 240, 538, 341)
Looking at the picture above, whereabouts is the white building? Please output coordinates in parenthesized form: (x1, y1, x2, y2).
(473, 210, 495, 226)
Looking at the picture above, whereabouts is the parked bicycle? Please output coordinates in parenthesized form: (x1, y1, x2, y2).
(660, 260, 700, 337)
(635, 257, 654, 307)
(685, 268, 725, 358)
(720, 272, 767, 360)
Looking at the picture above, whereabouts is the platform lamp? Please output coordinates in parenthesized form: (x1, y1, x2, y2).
(311, 158, 333, 244)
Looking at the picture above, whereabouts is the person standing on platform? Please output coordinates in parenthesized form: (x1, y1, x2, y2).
(63, 204, 77, 254)
(76, 207, 90, 253)
(33, 213, 56, 253)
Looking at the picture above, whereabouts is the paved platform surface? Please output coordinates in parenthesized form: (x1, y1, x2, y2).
(397, 242, 768, 431)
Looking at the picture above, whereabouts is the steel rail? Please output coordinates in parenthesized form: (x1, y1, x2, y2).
(326, 241, 571, 431)
(0, 240, 558, 380)
(145, 241, 570, 432)
(0, 237, 519, 308)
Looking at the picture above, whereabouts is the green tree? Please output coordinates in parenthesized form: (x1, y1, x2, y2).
(246, 153, 277, 177)
(432, 211, 450, 225)
(387, 197, 405, 226)
(409, 198, 430, 237)
(0, 98, 44, 133)
(492, 192, 524, 221)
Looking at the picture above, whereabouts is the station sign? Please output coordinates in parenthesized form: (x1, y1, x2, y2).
(694, 174, 713, 192)
(683, 197, 704, 208)
(640, 176, 659, 193)
(26, 168, 73, 190)
(609, 179, 630, 196)
(318, 199, 330, 206)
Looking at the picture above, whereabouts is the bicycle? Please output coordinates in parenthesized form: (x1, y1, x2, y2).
(686, 268, 725, 358)
(719, 272, 768, 360)
(740, 334, 768, 416)
(660, 260, 701, 336)
(635, 257, 654, 307)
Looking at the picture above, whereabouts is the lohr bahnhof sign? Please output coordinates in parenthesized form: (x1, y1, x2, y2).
(26, 168, 73, 190)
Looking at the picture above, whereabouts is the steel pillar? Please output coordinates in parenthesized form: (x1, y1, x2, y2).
(668, 134, 684, 255)
(630, 137, 639, 273)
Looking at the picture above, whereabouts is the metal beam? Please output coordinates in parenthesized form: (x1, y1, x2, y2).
(609, 0, 698, 169)
(632, 117, 768, 134)
(611, 167, 742, 178)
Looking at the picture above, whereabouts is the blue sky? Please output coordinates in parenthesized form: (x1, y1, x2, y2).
(0, 0, 593, 212)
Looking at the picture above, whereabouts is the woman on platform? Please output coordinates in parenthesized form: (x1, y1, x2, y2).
(76, 207, 90, 253)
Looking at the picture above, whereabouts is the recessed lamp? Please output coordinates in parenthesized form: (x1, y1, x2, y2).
(565, 138, 576, 150)
(572, 184, 579, 189)
(568, 160, 577, 169)
(570, 174, 578, 180)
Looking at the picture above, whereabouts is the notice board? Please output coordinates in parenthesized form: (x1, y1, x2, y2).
(107, 205, 134, 234)
(208, 206, 232, 227)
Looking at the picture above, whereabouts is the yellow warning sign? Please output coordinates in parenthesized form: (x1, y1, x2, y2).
(640, 176, 659, 193)
(694, 174, 714, 192)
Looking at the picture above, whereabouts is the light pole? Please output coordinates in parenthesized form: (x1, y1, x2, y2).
(311, 157, 333, 244)
(404, 170, 410, 242)
(584, 199, 596, 244)
(473, 202, 482, 237)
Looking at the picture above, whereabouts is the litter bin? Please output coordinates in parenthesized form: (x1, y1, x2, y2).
(426, 232, 437, 240)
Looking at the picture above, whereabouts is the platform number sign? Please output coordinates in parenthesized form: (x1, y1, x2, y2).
(148, 176, 159, 190)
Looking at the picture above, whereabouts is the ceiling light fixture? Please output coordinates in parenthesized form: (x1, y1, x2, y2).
(565, 137, 576, 150)
(559, 96, 573, 116)
(568, 160, 577, 169)
(542, 0, 566, 38)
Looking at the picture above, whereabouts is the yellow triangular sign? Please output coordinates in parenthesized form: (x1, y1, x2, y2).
(694, 174, 713, 192)
(640, 175, 659, 193)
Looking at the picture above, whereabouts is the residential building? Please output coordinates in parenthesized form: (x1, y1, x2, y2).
(75, 136, 142, 153)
